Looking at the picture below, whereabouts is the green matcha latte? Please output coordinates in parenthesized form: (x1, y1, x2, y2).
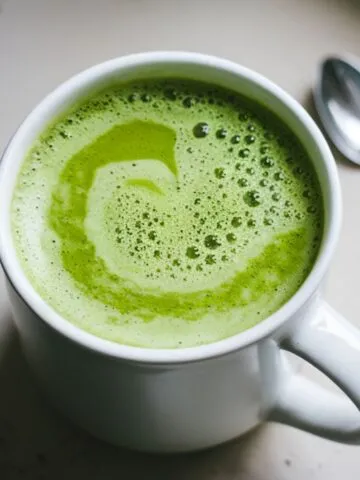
(11, 79, 323, 348)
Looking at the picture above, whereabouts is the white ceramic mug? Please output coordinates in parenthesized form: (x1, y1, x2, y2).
(1, 52, 360, 453)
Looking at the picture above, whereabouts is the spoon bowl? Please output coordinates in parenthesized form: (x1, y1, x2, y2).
(314, 56, 360, 165)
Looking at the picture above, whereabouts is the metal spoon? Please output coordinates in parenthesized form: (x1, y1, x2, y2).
(314, 56, 360, 165)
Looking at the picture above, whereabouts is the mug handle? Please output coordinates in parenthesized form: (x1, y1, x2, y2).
(270, 300, 360, 442)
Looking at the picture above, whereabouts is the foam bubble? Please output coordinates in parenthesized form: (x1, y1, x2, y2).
(216, 128, 227, 139)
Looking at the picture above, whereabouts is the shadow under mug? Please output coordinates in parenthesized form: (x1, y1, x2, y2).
(0, 52, 359, 452)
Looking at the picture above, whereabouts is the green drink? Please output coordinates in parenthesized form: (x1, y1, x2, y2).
(11, 79, 323, 348)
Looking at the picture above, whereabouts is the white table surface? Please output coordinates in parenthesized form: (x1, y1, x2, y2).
(1, 0, 360, 478)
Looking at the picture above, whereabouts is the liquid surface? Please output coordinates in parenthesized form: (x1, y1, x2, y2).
(12, 79, 323, 348)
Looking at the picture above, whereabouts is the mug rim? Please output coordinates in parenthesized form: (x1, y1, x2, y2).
(0, 51, 341, 364)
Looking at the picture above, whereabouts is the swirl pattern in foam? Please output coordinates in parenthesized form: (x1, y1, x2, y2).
(11, 79, 323, 348)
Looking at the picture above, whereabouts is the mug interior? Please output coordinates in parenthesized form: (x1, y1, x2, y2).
(0, 52, 341, 363)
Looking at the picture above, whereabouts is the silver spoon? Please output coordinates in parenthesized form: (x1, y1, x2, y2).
(314, 56, 360, 165)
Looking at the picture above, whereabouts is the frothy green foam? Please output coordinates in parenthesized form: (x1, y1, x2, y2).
(11, 79, 323, 348)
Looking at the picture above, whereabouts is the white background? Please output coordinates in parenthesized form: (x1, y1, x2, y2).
(1, 0, 360, 478)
